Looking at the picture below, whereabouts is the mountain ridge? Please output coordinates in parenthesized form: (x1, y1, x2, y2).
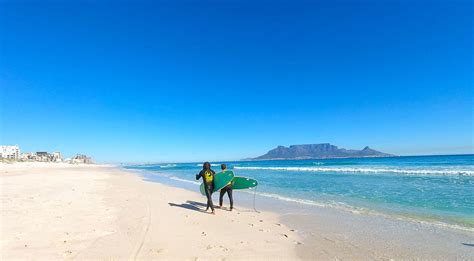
(250, 143, 395, 160)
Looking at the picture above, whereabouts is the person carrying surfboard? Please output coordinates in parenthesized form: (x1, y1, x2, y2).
(219, 164, 234, 211)
(195, 162, 216, 214)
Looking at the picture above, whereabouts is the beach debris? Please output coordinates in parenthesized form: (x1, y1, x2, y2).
(24, 244, 28, 247)
(259, 220, 263, 222)
(201, 232, 206, 236)
(282, 234, 288, 238)
(276, 223, 281, 226)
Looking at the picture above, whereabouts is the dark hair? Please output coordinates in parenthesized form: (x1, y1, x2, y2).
(203, 162, 211, 170)
(221, 164, 227, 170)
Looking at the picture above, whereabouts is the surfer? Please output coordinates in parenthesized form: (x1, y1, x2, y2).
(219, 164, 234, 211)
(195, 162, 216, 214)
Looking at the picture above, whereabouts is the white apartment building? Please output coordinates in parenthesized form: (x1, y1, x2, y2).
(52, 152, 63, 162)
(0, 145, 20, 159)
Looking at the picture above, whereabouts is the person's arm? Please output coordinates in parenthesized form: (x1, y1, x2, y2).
(196, 170, 203, 180)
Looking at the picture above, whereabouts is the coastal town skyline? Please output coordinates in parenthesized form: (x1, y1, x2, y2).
(0, 145, 92, 164)
(1, 0, 472, 162)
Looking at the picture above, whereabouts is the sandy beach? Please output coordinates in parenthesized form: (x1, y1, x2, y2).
(1, 163, 473, 260)
(1, 163, 299, 260)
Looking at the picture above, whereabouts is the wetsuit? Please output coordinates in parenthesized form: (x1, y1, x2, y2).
(219, 179, 233, 210)
(196, 169, 215, 211)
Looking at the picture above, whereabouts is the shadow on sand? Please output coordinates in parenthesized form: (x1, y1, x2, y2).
(168, 200, 208, 213)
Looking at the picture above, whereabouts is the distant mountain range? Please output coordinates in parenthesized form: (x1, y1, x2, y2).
(251, 143, 395, 160)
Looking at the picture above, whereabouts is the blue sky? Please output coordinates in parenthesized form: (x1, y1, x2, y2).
(1, 0, 472, 163)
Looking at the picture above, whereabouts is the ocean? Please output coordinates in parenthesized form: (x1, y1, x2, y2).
(126, 154, 474, 231)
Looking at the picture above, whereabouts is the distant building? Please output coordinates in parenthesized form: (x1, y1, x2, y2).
(52, 152, 63, 162)
(20, 152, 35, 160)
(71, 154, 92, 164)
(35, 152, 51, 162)
(0, 145, 20, 159)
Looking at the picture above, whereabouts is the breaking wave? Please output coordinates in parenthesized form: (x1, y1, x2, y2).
(159, 164, 177, 168)
(233, 166, 474, 176)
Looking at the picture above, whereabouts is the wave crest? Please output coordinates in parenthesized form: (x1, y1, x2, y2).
(233, 166, 474, 176)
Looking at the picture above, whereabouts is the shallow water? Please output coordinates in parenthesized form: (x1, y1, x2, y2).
(126, 154, 474, 230)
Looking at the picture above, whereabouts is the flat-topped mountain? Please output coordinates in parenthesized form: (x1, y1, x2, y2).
(252, 143, 394, 160)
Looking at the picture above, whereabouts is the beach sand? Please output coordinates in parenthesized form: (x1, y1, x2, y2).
(1, 163, 473, 260)
(1, 163, 299, 260)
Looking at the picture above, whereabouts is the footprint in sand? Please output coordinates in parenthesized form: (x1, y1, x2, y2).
(149, 248, 162, 254)
(219, 246, 229, 251)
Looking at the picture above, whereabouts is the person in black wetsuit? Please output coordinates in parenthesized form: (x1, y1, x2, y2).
(195, 162, 216, 214)
(219, 164, 234, 211)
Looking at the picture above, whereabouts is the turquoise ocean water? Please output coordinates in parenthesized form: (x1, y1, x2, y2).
(126, 155, 474, 230)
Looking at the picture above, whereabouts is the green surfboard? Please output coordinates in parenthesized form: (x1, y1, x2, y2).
(231, 176, 258, 190)
(199, 171, 234, 195)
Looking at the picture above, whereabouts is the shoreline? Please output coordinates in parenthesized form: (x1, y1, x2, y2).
(133, 166, 474, 259)
(2, 163, 473, 259)
(132, 166, 474, 233)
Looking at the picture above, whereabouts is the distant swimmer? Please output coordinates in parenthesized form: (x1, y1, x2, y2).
(196, 162, 216, 214)
(219, 164, 234, 211)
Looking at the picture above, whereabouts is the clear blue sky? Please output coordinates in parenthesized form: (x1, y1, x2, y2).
(1, 0, 472, 163)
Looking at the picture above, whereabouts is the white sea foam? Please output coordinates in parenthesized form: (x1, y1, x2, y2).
(233, 166, 474, 176)
(168, 176, 200, 185)
(159, 164, 177, 168)
(195, 163, 223, 167)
